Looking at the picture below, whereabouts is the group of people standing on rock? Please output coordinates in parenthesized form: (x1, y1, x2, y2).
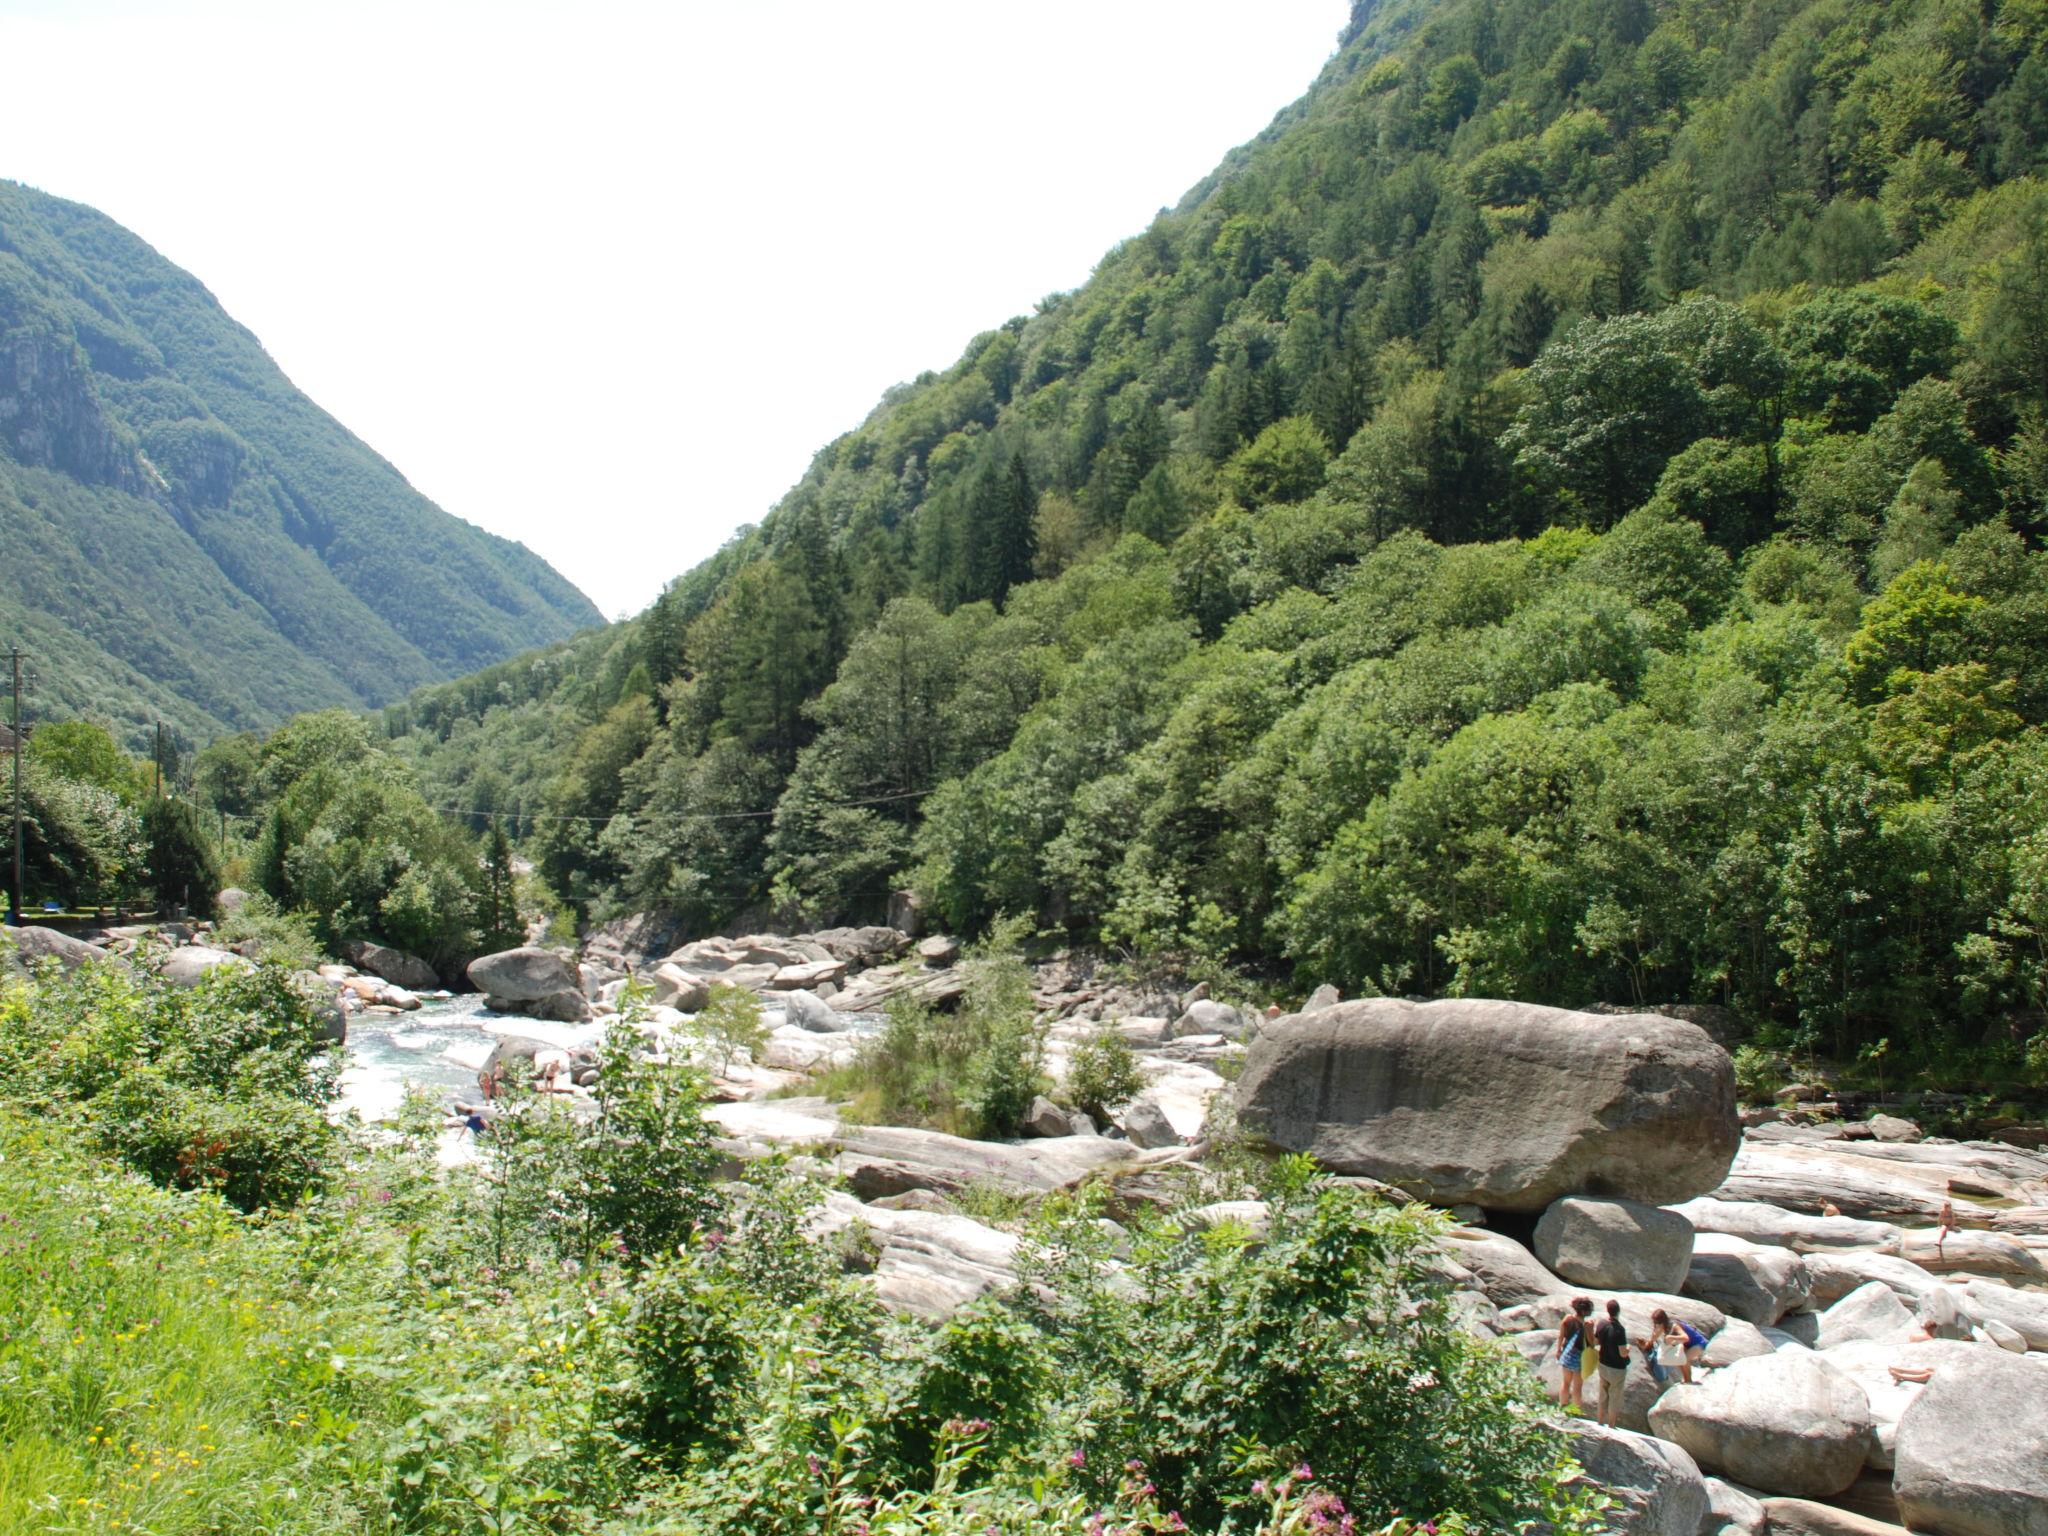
(1554, 1297, 1709, 1424)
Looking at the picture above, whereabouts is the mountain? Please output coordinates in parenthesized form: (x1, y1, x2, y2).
(0, 180, 602, 748)
(367, 0, 2048, 1054)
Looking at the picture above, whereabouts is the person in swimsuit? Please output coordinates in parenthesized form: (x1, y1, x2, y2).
(1556, 1296, 1593, 1409)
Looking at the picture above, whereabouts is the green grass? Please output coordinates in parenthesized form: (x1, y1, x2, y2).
(0, 1116, 360, 1533)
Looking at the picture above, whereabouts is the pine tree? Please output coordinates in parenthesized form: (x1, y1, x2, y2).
(973, 452, 1038, 609)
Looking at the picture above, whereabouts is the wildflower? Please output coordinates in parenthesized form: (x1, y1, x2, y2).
(1068, 1449, 1087, 1469)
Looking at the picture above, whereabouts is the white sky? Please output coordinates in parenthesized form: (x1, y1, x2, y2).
(0, 0, 1347, 619)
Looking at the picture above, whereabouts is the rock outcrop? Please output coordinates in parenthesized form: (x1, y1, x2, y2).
(467, 946, 593, 1023)
(1232, 998, 1739, 1209)
(343, 939, 439, 991)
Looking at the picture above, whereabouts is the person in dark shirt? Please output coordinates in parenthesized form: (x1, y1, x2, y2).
(1593, 1299, 1631, 1426)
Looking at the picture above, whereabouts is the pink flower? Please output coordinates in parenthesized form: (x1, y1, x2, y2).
(1068, 1449, 1087, 1468)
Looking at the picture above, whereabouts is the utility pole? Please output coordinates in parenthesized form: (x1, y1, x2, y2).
(7, 648, 22, 928)
(154, 721, 164, 798)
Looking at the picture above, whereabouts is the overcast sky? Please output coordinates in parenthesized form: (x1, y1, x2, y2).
(0, 0, 1347, 619)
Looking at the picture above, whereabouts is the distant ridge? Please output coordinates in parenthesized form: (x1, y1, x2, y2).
(0, 179, 602, 747)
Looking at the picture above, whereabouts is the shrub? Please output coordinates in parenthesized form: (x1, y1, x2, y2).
(212, 890, 325, 969)
(1731, 1044, 1785, 1103)
(630, 1253, 754, 1458)
(1020, 1169, 1575, 1529)
(0, 958, 340, 1210)
(1065, 1025, 1144, 1120)
(692, 982, 768, 1074)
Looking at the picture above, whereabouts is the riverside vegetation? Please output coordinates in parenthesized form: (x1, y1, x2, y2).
(0, 952, 1597, 1535)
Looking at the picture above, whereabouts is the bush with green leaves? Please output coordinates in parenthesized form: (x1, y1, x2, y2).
(212, 889, 326, 969)
(692, 981, 769, 1073)
(823, 917, 1049, 1137)
(0, 957, 339, 1210)
(1065, 1024, 1144, 1120)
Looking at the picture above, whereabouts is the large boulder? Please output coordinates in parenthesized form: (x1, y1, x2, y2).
(778, 988, 843, 1033)
(3, 924, 111, 974)
(1647, 1352, 1875, 1498)
(1702, 1477, 1769, 1536)
(1892, 1348, 2048, 1536)
(342, 939, 438, 991)
(468, 947, 581, 1002)
(1440, 1228, 1568, 1308)
(1563, 1422, 1709, 1536)
(158, 944, 254, 988)
(1684, 1232, 1813, 1326)
(1535, 1196, 1695, 1292)
(1804, 1249, 1944, 1307)
(1815, 1281, 1919, 1349)
(649, 962, 711, 1012)
(1231, 999, 1738, 1209)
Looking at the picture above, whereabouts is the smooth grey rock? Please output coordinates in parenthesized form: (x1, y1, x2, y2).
(291, 971, 348, 1044)
(1953, 1278, 2048, 1351)
(1022, 1095, 1074, 1138)
(343, 939, 438, 991)
(1672, 1197, 1903, 1255)
(468, 946, 581, 1003)
(1977, 1318, 2027, 1353)
(485, 988, 594, 1024)
(216, 887, 250, 918)
(1815, 1282, 1918, 1349)
(1536, 1196, 1696, 1292)
(706, 1101, 1134, 1199)
(158, 944, 253, 988)
(4, 924, 111, 973)
(1440, 1228, 1568, 1307)
(1804, 1249, 1943, 1307)
(808, 1190, 1019, 1318)
(1701, 1476, 1768, 1536)
(1760, 1498, 1911, 1536)
(916, 934, 960, 966)
(1817, 1338, 1980, 1472)
(1893, 1348, 2048, 1536)
(1866, 1115, 1921, 1144)
(1302, 982, 1341, 1013)
(1648, 1351, 1875, 1498)
(778, 987, 842, 1032)
(1232, 998, 1739, 1209)
(1171, 998, 1250, 1040)
(649, 962, 711, 1012)
(1703, 1317, 1778, 1366)
(1684, 1232, 1812, 1325)
(1900, 1227, 2047, 1282)
(1565, 1422, 1709, 1536)
(1120, 1098, 1181, 1149)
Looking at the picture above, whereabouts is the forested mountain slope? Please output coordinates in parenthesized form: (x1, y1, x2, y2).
(0, 181, 601, 746)
(379, 0, 2048, 1060)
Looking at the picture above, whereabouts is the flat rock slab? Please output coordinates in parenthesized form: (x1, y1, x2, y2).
(1673, 1197, 1903, 1255)
(705, 1100, 1135, 1198)
(810, 1190, 1020, 1318)
(1231, 998, 1739, 1210)
(1715, 1141, 2048, 1225)
(1762, 1498, 1911, 1536)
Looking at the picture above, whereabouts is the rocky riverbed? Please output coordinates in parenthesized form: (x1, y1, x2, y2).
(15, 914, 2048, 1536)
